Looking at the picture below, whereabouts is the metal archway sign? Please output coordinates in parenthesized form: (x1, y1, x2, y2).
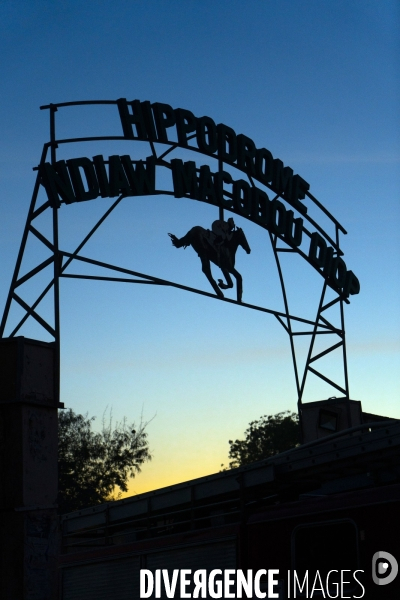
(0, 99, 360, 417)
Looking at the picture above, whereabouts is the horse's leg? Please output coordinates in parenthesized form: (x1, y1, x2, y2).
(217, 266, 243, 303)
(217, 268, 234, 290)
(201, 257, 224, 298)
(231, 268, 243, 303)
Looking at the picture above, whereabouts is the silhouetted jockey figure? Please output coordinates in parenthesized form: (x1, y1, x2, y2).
(168, 219, 250, 302)
(207, 217, 236, 266)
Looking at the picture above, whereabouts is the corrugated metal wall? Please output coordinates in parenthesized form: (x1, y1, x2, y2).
(62, 538, 236, 599)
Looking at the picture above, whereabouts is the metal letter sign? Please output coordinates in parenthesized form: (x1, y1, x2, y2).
(0, 99, 360, 415)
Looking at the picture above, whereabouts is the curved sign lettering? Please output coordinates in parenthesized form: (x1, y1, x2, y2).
(39, 99, 359, 300)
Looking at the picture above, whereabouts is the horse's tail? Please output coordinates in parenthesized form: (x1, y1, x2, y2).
(168, 232, 191, 249)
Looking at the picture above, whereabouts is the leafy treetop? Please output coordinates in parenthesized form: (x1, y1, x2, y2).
(58, 409, 152, 514)
(227, 411, 300, 469)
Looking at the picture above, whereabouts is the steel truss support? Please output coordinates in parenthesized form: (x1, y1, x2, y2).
(269, 229, 350, 424)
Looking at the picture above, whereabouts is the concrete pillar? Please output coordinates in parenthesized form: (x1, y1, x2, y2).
(0, 337, 61, 599)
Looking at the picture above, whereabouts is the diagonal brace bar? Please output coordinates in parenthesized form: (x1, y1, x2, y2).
(61, 274, 163, 284)
(29, 225, 55, 252)
(62, 251, 336, 329)
(12, 293, 55, 337)
(15, 256, 54, 288)
(309, 341, 343, 363)
(307, 366, 347, 395)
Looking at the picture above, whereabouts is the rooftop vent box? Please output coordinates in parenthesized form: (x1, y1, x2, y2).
(301, 397, 362, 444)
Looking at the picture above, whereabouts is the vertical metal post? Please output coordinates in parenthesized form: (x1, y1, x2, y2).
(335, 224, 351, 426)
(340, 298, 350, 398)
(49, 105, 60, 405)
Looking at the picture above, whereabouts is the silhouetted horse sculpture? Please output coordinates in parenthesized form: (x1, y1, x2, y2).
(169, 226, 251, 302)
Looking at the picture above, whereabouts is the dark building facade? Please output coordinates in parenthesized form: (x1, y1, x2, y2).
(59, 419, 400, 599)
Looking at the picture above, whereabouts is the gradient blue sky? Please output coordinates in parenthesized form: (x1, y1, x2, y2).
(0, 0, 399, 494)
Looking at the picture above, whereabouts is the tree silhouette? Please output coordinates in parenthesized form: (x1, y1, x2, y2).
(227, 411, 300, 469)
(58, 409, 152, 513)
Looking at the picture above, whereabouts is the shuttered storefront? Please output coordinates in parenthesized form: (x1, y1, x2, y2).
(62, 538, 236, 599)
(62, 555, 141, 600)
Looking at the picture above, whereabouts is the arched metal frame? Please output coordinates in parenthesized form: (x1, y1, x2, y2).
(0, 100, 352, 429)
